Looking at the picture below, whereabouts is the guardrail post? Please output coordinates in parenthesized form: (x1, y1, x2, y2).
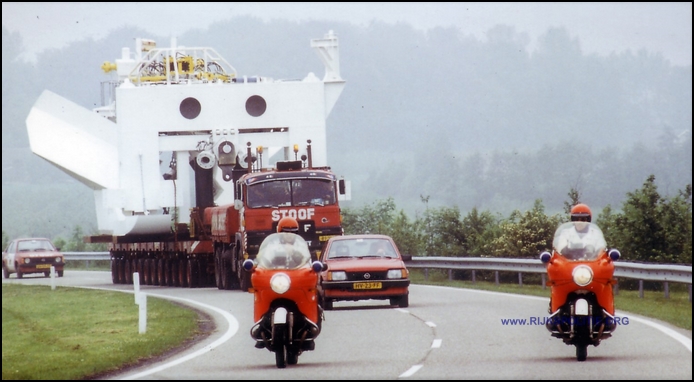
(518, 272, 523, 287)
(541, 274, 546, 289)
(495, 271, 499, 286)
(472, 270, 476, 284)
(664, 281, 669, 299)
(448, 269, 452, 281)
(424, 268, 428, 281)
(639, 280, 644, 299)
(613, 280, 619, 295)
(689, 284, 692, 303)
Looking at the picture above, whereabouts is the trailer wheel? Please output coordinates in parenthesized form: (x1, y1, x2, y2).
(178, 259, 188, 287)
(124, 259, 133, 284)
(119, 258, 127, 284)
(187, 259, 199, 288)
(143, 259, 151, 285)
(214, 253, 222, 289)
(111, 259, 118, 284)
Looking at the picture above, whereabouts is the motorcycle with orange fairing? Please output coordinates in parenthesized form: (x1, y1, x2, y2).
(243, 230, 325, 368)
(540, 204, 621, 361)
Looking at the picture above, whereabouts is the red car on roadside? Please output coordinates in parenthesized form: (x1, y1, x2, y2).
(317, 234, 411, 310)
(2, 237, 65, 279)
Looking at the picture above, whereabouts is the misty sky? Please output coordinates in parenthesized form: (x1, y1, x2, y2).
(2, 2, 692, 66)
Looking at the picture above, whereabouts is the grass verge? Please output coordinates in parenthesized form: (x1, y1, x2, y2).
(1, 283, 201, 380)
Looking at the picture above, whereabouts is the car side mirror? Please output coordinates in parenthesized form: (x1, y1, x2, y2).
(401, 254, 412, 262)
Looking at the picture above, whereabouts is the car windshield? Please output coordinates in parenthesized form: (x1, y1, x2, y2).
(552, 222, 607, 261)
(327, 238, 397, 259)
(17, 239, 55, 252)
(247, 179, 336, 208)
(256, 233, 312, 270)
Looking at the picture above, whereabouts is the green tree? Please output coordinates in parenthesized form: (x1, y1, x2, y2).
(488, 200, 562, 258)
(420, 206, 466, 257)
(388, 210, 421, 256)
(612, 175, 668, 263)
(341, 197, 397, 235)
(564, 187, 582, 215)
(460, 207, 501, 257)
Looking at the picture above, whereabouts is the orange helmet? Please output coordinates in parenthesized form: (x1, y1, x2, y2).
(570, 203, 592, 222)
(277, 217, 299, 233)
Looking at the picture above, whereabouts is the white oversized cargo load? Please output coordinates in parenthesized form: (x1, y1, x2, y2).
(26, 31, 345, 237)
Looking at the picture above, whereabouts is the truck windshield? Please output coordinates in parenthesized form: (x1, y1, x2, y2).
(247, 179, 335, 208)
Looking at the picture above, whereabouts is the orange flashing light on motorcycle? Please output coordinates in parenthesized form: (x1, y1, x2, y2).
(540, 206, 620, 362)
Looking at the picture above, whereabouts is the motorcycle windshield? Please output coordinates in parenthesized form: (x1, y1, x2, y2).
(552, 222, 607, 261)
(256, 232, 312, 270)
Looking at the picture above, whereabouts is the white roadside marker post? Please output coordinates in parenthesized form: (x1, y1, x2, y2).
(133, 272, 147, 334)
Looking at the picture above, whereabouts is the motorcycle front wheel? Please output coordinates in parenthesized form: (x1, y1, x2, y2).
(274, 324, 287, 368)
(576, 343, 588, 362)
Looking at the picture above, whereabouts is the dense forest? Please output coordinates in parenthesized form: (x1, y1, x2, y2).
(2, 17, 691, 258)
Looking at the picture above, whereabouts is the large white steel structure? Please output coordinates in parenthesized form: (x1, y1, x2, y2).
(26, 31, 345, 237)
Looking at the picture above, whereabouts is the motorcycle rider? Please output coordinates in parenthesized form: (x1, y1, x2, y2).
(556, 203, 601, 260)
(275, 217, 308, 268)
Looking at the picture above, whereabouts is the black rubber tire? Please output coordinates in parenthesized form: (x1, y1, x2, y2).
(124, 259, 132, 284)
(187, 259, 199, 288)
(576, 344, 588, 362)
(287, 350, 299, 365)
(179, 259, 188, 287)
(274, 325, 287, 369)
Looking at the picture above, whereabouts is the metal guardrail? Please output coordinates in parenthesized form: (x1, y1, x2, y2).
(64, 252, 692, 299)
(406, 256, 692, 284)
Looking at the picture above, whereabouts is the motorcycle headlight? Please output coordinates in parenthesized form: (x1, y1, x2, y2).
(329, 271, 347, 281)
(270, 273, 291, 294)
(387, 269, 406, 279)
(572, 265, 593, 286)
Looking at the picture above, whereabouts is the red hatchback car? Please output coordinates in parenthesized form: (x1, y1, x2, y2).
(2, 237, 65, 279)
(317, 234, 411, 310)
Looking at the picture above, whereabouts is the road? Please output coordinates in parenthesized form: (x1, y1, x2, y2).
(3, 271, 692, 379)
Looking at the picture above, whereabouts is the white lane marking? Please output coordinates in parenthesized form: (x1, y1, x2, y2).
(74, 286, 239, 380)
(119, 293, 239, 380)
(431, 339, 442, 348)
(425, 321, 436, 328)
(417, 284, 692, 352)
(399, 364, 423, 378)
(617, 311, 692, 352)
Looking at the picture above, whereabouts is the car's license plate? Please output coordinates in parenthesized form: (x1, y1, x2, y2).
(36, 264, 51, 269)
(353, 282, 382, 290)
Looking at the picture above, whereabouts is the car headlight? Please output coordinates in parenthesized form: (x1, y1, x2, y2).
(329, 271, 347, 281)
(387, 269, 407, 279)
(55, 257, 62, 263)
(270, 273, 291, 294)
(572, 265, 593, 286)
(24, 258, 31, 264)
